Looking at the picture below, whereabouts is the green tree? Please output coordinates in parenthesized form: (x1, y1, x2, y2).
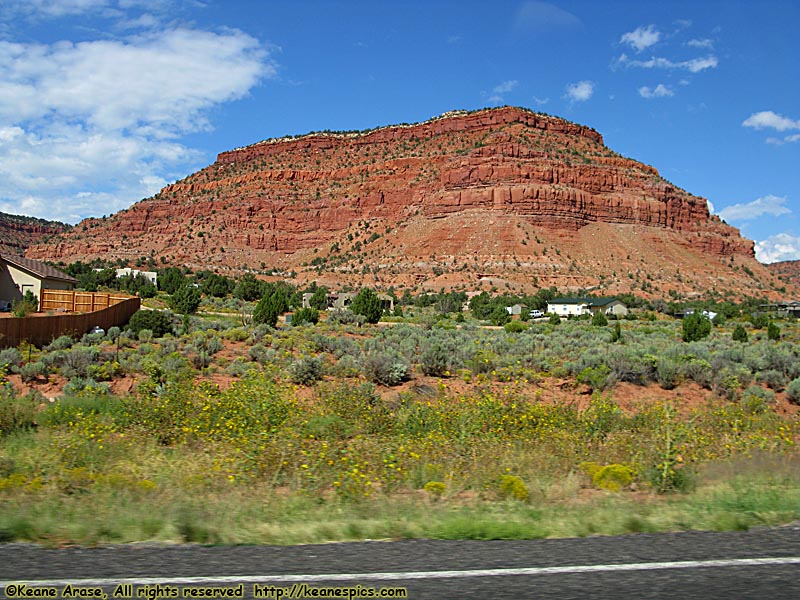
(489, 305, 511, 326)
(732, 324, 748, 342)
(158, 267, 186, 294)
(234, 273, 264, 301)
(309, 286, 329, 310)
(253, 293, 281, 327)
(127, 310, 172, 338)
(201, 274, 232, 298)
(682, 311, 711, 342)
(767, 321, 780, 341)
(592, 311, 608, 326)
(170, 285, 201, 315)
(292, 307, 319, 326)
(351, 288, 383, 324)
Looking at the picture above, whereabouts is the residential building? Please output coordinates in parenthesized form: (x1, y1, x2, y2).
(0, 253, 78, 309)
(546, 297, 628, 317)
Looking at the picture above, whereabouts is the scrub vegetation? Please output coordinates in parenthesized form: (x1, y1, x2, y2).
(0, 278, 798, 546)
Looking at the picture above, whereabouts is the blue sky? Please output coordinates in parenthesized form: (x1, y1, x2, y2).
(0, 0, 798, 263)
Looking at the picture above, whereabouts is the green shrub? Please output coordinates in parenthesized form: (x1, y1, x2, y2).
(750, 313, 769, 329)
(19, 361, 48, 383)
(577, 365, 611, 392)
(127, 310, 172, 338)
(682, 312, 711, 342)
(732, 324, 748, 342)
(0, 348, 22, 372)
(767, 322, 780, 341)
(362, 351, 409, 386)
(740, 385, 775, 414)
(47, 335, 75, 351)
(287, 356, 324, 386)
(328, 309, 365, 326)
(420, 344, 450, 377)
(503, 320, 527, 333)
(0, 386, 40, 433)
(12, 298, 36, 317)
(656, 358, 680, 390)
(787, 378, 800, 405)
(549, 313, 561, 326)
(592, 311, 608, 326)
(63, 377, 111, 396)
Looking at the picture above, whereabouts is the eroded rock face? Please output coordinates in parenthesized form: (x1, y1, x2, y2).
(0, 212, 70, 255)
(29, 106, 781, 296)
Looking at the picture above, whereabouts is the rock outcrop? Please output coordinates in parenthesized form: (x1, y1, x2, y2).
(28, 106, 787, 297)
(0, 212, 70, 255)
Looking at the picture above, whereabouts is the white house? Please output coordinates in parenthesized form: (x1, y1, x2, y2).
(546, 297, 628, 317)
(93, 267, 157, 285)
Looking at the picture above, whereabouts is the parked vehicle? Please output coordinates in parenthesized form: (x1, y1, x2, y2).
(529, 309, 545, 318)
(0, 301, 11, 312)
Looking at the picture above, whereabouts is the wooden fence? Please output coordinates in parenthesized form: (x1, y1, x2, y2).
(0, 295, 141, 349)
(40, 290, 132, 313)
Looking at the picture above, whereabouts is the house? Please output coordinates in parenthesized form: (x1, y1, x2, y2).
(683, 308, 718, 321)
(93, 267, 157, 285)
(505, 303, 528, 316)
(0, 253, 78, 309)
(759, 301, 800, 319)
(376, 293, 395, 313)
(302, 290, 394, 312)
(546, 297, 628, 317)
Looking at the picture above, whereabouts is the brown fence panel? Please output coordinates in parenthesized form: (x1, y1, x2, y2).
(0, 297, 142, 348)
(40, 290, 130, 313)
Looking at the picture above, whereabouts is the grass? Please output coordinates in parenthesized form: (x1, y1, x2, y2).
(0, 316, 798, 546)
(1, 464, 798, 546)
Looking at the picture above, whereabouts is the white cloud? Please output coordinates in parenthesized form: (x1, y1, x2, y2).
(718, 195, 792, 222)
(638, 84, 674, 99)
(687, 38, 713, 49)
(564, 80, 594, 102)
(742, 110, 800, 132)
(755, 233, 800, 263)
(0, 27, 274, 223)
(514, 1, 582, 33)
(706, 199, 715, 214)
(487, 80, 519, 104)
(617, 53, 718, 73)
(532, 96, 549, 106)
(493, 80, 518, 95)
(620, 25, 660, 52)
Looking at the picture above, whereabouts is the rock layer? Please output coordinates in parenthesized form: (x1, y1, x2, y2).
(29, 106, 785, 297)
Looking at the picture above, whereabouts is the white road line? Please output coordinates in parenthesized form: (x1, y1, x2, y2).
(3, 556, 800, 587)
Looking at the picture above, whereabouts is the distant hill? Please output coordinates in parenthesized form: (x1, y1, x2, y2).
(766, 260, 800, 291)
(26, 106, 793, 299)
(0, 211, 71, 255)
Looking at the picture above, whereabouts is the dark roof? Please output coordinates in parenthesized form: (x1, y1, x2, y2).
(549, 297, 623, 307)
(0, 253, 78, 283)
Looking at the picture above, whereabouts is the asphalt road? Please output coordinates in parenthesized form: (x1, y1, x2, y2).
(3, 526, 800, 599)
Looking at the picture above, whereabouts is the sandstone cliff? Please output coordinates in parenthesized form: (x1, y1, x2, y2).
(28, 106, 787, 298)
(0, 212, 70, 256)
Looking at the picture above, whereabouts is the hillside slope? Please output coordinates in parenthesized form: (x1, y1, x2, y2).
(27, 106, 789, 298)
(0, 212, 70, 255)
